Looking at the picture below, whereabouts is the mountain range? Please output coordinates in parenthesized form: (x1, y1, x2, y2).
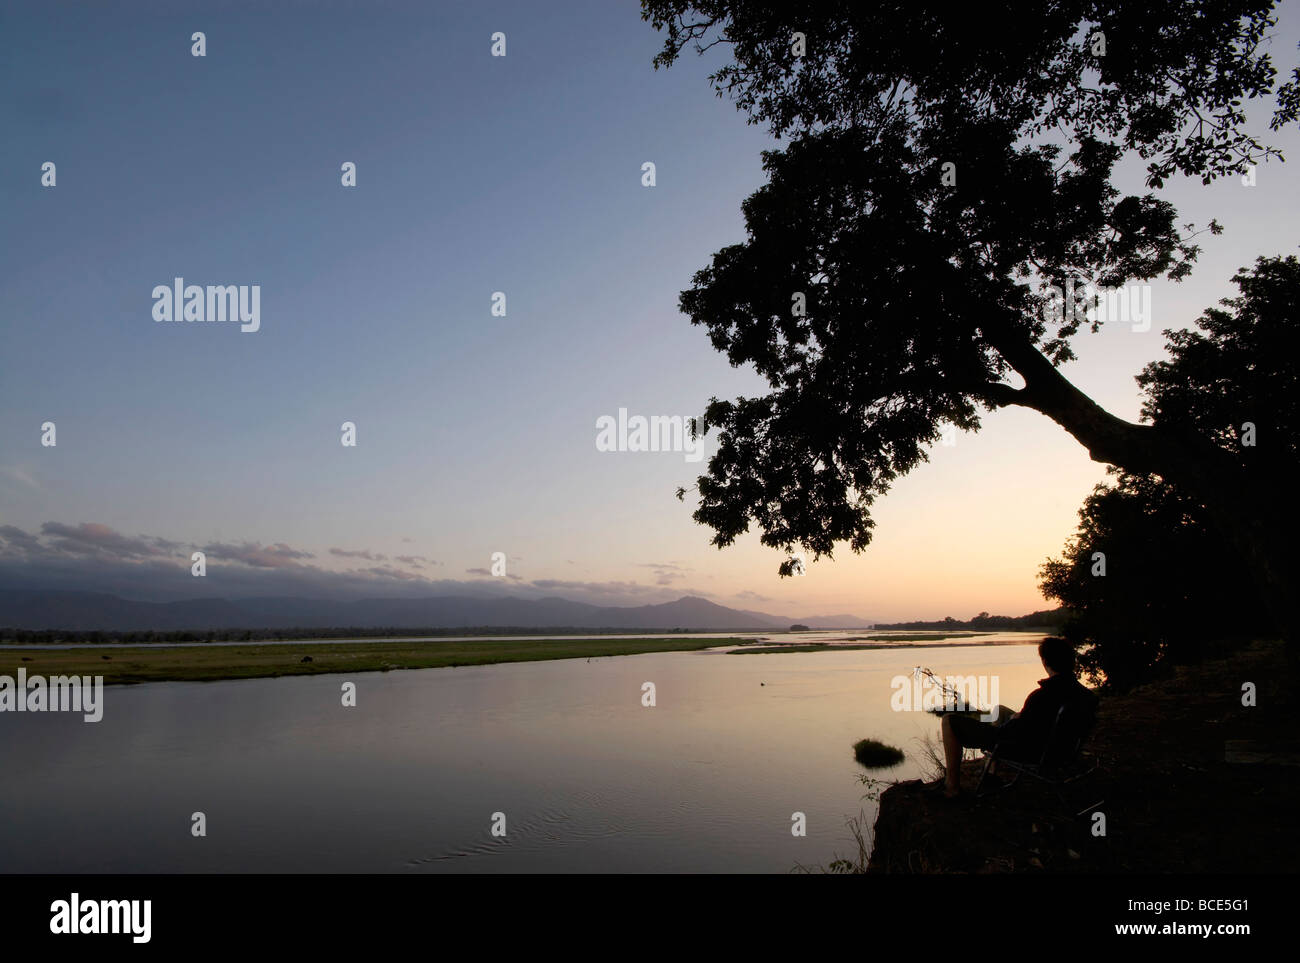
(0, 589, 875, 632)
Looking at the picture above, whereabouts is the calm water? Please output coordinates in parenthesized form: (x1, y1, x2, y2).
(0, 637, 1045, 872)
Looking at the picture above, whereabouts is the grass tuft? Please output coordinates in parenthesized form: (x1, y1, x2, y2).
(853, 738, 905, 768)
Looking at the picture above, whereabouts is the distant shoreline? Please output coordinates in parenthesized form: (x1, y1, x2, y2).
(0, 631, 765, 651)
(0, 633, 1047, 686)
(0, 627, 853, 648)
(0, 637, 739, 686)
(729, 638, 1044, 654)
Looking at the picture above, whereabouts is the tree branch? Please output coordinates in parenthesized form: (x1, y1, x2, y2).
(975, 382, 1032, 409)
(978, 316, 1175, 472)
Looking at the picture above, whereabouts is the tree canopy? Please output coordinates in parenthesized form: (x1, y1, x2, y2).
(1040, 471, 1272, 689)
(1138, 254, 1300, 480)
(647, 1, 1299, 603)
(1042, 255, 1299, 687)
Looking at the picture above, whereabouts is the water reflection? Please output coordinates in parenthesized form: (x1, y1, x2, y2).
(0, 638, 1045, 872)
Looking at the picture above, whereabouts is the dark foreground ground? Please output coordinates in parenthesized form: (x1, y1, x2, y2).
(868, 639, 1299, 873)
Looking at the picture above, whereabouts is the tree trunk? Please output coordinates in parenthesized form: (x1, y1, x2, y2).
(983, 322, 1296, 647)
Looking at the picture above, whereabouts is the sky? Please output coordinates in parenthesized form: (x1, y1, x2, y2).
(2, 0, 1298, 622)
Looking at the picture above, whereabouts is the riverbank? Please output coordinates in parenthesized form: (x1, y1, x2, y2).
(867, 638, 1299, 873)
(0, 637, 736, 685)
(728, 637, 1032, 654)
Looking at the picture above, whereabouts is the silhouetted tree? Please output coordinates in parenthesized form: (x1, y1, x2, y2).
(1042, 255, 1299, 687)
(1136, 252, 1300, 579)
(1040, 471, 1271, 690)
(647, 1, 1299, 634)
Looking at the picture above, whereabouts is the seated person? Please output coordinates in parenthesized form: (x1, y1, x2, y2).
(936, 636, 1096, 798)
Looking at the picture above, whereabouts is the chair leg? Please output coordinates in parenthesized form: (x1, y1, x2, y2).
(1076, 798, 1105, 819)
(976, 752, 996, 795)
(1053, 782, 1070, 810)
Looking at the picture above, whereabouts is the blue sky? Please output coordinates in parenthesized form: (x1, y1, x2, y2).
(2, 1, 1298, 620)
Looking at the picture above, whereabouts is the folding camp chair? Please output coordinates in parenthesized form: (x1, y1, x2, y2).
(976, 698, 1100, 813)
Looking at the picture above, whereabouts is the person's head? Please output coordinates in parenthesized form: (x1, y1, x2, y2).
(1038, 636, 1075, 677)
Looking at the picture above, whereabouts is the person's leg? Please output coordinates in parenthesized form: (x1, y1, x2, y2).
(984, 707, 1016, 773)
(940, 713, 963, 796)
(942, 713, 1001, 796)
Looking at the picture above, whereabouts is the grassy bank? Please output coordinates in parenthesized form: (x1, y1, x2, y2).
(0, 637, 735, 685)
(730, 634, 1031, 655)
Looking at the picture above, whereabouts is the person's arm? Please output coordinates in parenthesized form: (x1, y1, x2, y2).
(994, 688, 1046, 741)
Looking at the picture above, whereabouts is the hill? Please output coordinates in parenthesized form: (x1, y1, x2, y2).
(0, 589, 874, 634)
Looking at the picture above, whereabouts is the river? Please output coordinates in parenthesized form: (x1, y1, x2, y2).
(0, 634, 1047, 872)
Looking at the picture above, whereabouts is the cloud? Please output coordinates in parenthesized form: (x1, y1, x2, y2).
(201, 541, 315, 568)
(734, 590, 772, 602)
(0, 525, 45, 553)
(464, 566, 520, 581)
(0, 521, 723, 609)
(395, 555, 436, 567)
(329, 547, 388, 561)
(40, 522, 179, 559)
(0, 465, 40, 490)
(637, 561, 690, 585)
(358, 565, 423, 581)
